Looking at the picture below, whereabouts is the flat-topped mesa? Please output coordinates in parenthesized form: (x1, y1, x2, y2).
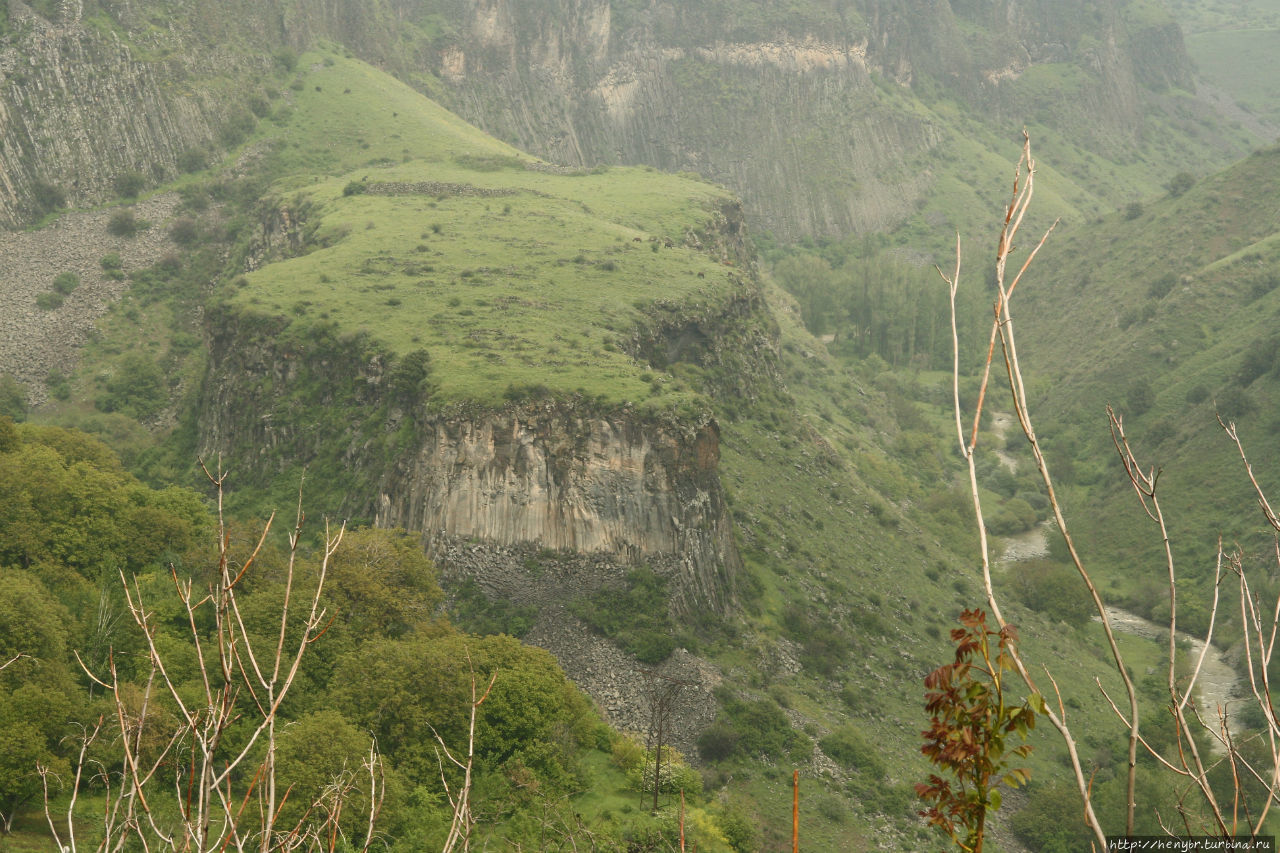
(374, 406, 738, 615)
(198, 291, 744, 614)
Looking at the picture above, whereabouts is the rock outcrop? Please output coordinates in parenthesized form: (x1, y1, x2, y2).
(0, 0, 1212, 239)
(375, 407, 738, 615)
(199, 300, 744, 617)
(422, 0, 1204, 239)
(0, 4, 267, 226)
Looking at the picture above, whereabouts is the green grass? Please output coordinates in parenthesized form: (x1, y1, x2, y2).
(1186, 28, 1280, 125)
(261, 49, 521, 179)
(228, 50, 739, 409)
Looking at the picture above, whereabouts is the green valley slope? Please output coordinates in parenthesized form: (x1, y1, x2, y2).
(6, 26, 1260, 853)
(1016, 142, 1280, 625)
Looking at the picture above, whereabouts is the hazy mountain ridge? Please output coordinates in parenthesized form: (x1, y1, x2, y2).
(0, 0, 1254, 240)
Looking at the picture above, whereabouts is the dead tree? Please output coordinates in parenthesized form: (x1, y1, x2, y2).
(640, 666, 692, 813)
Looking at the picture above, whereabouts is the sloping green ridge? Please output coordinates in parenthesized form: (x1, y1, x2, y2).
(1015, 143, 1280, 607)
(235, 51, 742, 409)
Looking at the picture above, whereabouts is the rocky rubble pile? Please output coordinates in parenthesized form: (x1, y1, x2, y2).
(0, 195, 179, 405)
(434, 536, 721, 755)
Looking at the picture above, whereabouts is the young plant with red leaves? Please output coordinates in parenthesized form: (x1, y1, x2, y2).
(916, 609, 1044, 853)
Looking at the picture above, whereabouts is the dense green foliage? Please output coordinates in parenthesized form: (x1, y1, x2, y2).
(0, 424, 749, 850)
(449, 577, 538, 638)
(570, 568, 679, 664)
(771, 245, 978, 370)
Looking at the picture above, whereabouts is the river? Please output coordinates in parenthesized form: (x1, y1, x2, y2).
(989, 413, 1243, 747)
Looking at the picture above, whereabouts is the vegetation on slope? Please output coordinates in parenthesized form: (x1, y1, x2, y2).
(14, 7, 1280, 845)
(229, 51, 747, 410)
(1008, 143, 1280, 622)
(0, 419, 751, 851)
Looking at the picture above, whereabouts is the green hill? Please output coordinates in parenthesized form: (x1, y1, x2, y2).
(1014, 142, 1280, 623)
(232, 56, 749, 409)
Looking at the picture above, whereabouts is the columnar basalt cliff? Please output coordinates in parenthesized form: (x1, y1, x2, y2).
(373, 407, 738, 615)
(0, 0, 1211, 238)
(0, 3, 269, 226)
(425, 0, 1203, 238)
(196, 193, 766, 618)
(199, 309, 743, 616)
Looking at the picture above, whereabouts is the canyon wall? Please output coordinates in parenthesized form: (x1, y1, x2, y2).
(0, 0, 1203, 237)
(199, 300, 743, 616)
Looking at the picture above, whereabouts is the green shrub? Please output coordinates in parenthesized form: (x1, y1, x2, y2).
(1010, 782, 1094, 853)
(31, 179, 65, 213)
(273, 47, 298, 72)
(1147, 273, 1176, 300)
(1165, 171, 1195, 198)
(569, 568, 676, 664)
(1216, 386, 1255, 419)
(52, 272, 79, 295)
(113, 170, 146, 199)
(700, 694, 803, 762)
(169, 217, 199, 246)
(0, 375, 27, 421)
(177, 148, 207, 173)
(219, 108, 257, 147)
(99, 352, 166, 418)
(449, 578, 537, 638)
(107, 208, 139, 237)
(1124, 379, 1155, 417)
(696, 721, 740, 761)
(1237, 337, 1280, 386)
(36, 291, 64, 310)
(820, 725, 886, 778)
(1009, 558, 1094, 626)
(781, 603, 851, 676)
(985, 497, 1038, 535)
(45, 368, 70, 401)
(717, 806, 758, 853)
(342, 180, 367, 196)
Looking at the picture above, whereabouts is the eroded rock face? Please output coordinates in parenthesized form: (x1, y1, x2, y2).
(422, 0, 1201, 240)
(0, 7, 268, 226)
(376, 407, 738, 614)
(0, 0, 1206, 239)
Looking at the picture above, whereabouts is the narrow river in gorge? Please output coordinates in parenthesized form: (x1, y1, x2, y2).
(989, 413, 1243, 747)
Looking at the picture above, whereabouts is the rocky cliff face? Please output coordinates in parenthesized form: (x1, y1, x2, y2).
(373, 406, 737, 614)
(0, 1, 271, 226)
(0, 0, 1203, 237)
(197, 189, 765, 618)
(200, 279, 746, 613)
(423, 0, 1201, 239)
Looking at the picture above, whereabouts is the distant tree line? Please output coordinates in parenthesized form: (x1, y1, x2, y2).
(771, 242, 984, 370)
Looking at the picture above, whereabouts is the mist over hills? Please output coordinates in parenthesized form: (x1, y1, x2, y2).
(2, 0, 1280, 850)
